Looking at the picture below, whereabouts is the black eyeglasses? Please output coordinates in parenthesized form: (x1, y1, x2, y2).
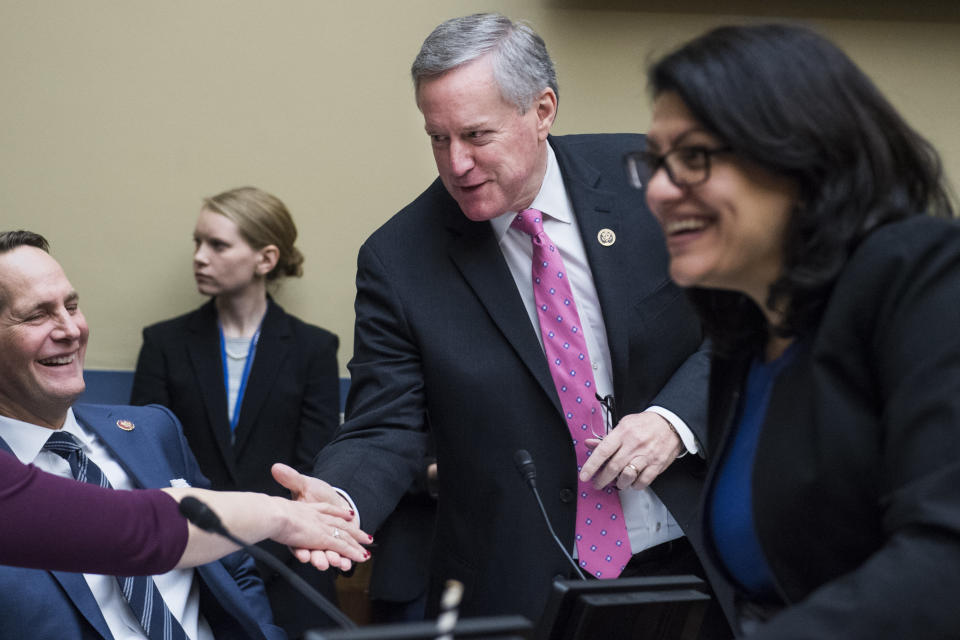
(624, 145, 732, 190)
(591, 393, 616, 440)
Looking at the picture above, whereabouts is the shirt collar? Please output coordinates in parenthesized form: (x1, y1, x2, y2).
(0, 407, 86, 464)
(490, 142, 571, 242)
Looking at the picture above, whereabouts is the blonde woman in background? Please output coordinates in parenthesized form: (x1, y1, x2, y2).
(132, 186, 343, 638)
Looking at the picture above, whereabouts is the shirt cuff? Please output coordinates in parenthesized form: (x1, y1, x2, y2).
(646, 406, 699, 457)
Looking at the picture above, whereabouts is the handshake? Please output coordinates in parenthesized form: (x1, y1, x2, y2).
(165, 462, 373, 572)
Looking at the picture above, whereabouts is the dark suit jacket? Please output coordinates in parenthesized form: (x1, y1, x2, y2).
(131, 297, 340, 495)
(367, 458, 437, 606)
(131, 297, 341, 636)
(0, 403, 282, 640)
(313, 134, 712, 622)
(701, 216, 960, 639)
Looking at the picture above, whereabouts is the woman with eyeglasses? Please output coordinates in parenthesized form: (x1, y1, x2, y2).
(635, 24, 960, 638)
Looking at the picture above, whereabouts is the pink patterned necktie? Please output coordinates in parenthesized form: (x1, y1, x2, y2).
(512, 208, 632, 578)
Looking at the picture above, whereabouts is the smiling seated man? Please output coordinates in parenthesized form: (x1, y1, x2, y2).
(0, 230, 284, 640)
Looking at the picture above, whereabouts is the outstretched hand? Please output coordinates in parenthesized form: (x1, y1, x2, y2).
(271, 463, 372, 571)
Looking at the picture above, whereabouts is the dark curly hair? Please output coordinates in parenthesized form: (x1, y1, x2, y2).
(648, 23, 954, 355)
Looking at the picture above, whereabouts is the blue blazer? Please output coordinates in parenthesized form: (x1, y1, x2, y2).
(0, 403, 284, 640)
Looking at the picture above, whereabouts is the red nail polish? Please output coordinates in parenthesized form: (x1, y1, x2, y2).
(349, 510, 355, 516)
(368, 534, 374, 541)
(364, 551, 370, 558)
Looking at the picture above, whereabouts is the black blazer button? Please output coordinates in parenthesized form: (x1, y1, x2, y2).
(559, 488, 575, 503)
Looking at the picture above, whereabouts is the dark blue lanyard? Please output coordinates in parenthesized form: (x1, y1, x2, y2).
(219, 324, 261, 432)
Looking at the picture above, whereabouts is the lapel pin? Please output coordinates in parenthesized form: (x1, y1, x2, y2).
(116, 419, 135, 431)
(597, 228, 616, 247)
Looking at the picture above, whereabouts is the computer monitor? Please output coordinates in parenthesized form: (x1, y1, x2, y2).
(536, 575, 710, 640)
(305, 615, 534, 640)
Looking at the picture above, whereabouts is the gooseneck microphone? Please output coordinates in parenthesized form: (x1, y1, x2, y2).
(178, 496, 357, 630)
(512, 450, 587, 580)
(179, 496, 228, 536)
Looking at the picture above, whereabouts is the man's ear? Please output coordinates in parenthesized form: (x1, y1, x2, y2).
(534, 87, 558, 141)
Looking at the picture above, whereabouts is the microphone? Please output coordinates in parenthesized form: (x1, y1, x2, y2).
(178, 496, 357, 630)
(513, 449, 537, 488)
(512, 450, 586, 580)
(178, 496, 228, 536)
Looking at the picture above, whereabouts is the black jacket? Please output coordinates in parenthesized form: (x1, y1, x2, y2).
(702, 216, 960, 638)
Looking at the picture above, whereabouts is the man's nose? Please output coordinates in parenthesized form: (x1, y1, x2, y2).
(54, 311, 81, 339)
(448, 140, 475, 176)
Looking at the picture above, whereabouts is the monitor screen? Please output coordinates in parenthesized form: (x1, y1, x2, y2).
(537, 575, 710, 640)
(306, 615, 534, 640)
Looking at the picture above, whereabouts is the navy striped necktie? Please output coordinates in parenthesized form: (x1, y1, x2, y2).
(43, 430, 188, 640)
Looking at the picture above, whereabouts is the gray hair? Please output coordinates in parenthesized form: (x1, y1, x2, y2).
(411, 13, 558, 112)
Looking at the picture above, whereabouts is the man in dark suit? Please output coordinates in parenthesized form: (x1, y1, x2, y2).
(0, 230, 283, 639)
(282, 13, 726, 632)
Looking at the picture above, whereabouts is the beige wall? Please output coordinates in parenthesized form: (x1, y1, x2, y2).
(2, 1, 957, 374)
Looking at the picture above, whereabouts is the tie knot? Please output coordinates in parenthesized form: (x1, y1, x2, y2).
(43, 430, 83, 460)
(512, 208, 545, 238)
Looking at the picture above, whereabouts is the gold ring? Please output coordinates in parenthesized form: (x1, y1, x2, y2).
(625, 463, 640, 475)
(333, 528, 341, 539)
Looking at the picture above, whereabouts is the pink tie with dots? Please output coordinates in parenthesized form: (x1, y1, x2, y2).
(513, 208, 632, 578)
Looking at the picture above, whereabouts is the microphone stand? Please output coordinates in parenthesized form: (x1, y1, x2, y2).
(513, 449, 587, 580)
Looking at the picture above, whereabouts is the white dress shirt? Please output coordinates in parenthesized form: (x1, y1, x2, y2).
(489, 143, 691, 554)
(0, 409, 213, 640)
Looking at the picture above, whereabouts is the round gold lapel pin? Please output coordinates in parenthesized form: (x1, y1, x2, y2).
(116, 419, 135, 431)
(597, 228, 616, 247)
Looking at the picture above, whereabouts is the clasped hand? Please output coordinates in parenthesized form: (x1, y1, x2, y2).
(271, 463, 373, 571)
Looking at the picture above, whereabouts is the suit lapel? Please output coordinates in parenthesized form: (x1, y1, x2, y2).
(49, 571, 115, 638)
(446, 207, 563, 414)
(553, 137, 639, 404)
(186, 301, 240, 483)
(73, 404, 171, 488)
(558, 148, 631, 401)
(231, 299, 290, 453)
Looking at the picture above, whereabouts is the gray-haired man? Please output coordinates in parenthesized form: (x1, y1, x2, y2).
(286, 13, 727, 633)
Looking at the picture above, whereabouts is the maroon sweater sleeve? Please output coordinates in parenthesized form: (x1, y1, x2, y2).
(0, 450, 188, 574)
